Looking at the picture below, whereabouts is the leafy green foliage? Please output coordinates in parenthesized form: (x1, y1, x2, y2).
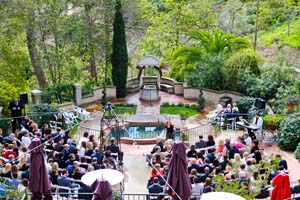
(235, 97, 256, 114)
(197, 95, 205, 112)
(262, 114, 285, 130)
(278, 113, 300, 151)
(0, 81, 24, 116)
(28, 103, 59, 127)
(171, 29, 260, 91)
(41, 83, 73, 104)
(111, 0, 128, 98)
(294, 143, 300, 160)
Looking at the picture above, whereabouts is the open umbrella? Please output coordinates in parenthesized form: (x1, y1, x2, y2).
(201, 192, 245, 200)
(29, 138, 52, 200)
(271, 173, 291, 200)
(90, 178, 113, 200)
(167, 142, 192, 199)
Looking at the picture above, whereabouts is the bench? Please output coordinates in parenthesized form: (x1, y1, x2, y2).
(160, 84, 174, 93)
(127, 84, 140, 93)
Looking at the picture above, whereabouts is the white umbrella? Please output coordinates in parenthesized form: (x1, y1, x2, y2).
(201, 192, 245, 200)
(81, 169, 124, 186)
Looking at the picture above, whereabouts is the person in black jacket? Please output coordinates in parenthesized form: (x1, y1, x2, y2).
(8, 99, 23, 133)
(106, 137, 123, 164)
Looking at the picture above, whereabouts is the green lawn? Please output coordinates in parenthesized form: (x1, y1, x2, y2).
(160, 106, 199, 118)
(113, 106, 137, 114)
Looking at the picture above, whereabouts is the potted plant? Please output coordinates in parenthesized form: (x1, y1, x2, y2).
(263, 114, 285, 131)
(286, 95, 300, 112)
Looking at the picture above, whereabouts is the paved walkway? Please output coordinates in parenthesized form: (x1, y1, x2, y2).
(80, 91, 300, 193)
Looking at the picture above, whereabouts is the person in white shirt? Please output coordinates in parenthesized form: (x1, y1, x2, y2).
(78, 131, 89, 146)
(21, 131, 31, 147)
(244, 133, 252, 146)
(246, 113, 263, 140)
(191, 177, 204, 199)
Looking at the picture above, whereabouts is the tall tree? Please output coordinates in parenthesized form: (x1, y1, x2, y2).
(26, 3, 48, 88)
(111, 0, 128, 98)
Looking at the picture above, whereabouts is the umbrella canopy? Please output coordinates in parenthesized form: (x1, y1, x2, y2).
(201, 192, 245, 200)
(271, 173, 291, 200)
(29, 138, 52, 200)
(90, 179, 113, 200)
(167, 142, 192, 199)
(81, 169, 124, 186)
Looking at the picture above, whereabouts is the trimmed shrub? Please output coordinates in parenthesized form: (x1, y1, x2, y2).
(262, 114, 285, 130)
(184, 104, 191, 108)
(197, 95, 205, 112)
(28, 104, 59, 127)
(161, 102, 170, 107)
(294, 143, 300, 160)
(178, 102, 184, 107)
(236, 97, 256, 114)
(190, 104, 197, 110)
(278, 113, 300, 151)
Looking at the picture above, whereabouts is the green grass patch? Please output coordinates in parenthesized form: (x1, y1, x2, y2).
(160, 106, 199, 118)
(258, 20, 300, 48)
(113, 106, 137, 114)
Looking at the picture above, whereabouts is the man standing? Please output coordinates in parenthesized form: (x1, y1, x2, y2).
(8, 99, 23, 133)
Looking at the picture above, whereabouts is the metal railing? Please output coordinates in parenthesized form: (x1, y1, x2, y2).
(180, 122, 214, 146)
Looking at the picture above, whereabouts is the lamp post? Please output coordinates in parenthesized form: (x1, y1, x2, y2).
(100, 102, 121, 150)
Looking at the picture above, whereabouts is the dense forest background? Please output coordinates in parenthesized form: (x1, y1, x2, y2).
(0, 0, 300, 114)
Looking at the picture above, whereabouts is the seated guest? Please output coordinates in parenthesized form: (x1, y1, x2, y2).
(187, 145, 197, 158)
(195, 135, 207, 150)
(8, 173, 20, 188)
(91, 148, 104, 165)
(207, 135, 215, 147)
(147, 177, 164, 200)
(203, 177, 214, 193)
(224, 104, 232, 113)
(188, 158, 201, 174)
(106, 137, 123, 164)
(189, 169, 200, 184)
(57, 169, 80, 196)
(191, 177, 203, 199)
(200, 167, 212, 183)
(103, 150, 117, 169)
(292, 178, 300, 200)
(275, 154, 288, 170)
(151, 164, 164, 178)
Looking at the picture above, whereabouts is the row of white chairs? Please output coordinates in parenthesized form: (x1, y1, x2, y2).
(73, 106, 91, 120)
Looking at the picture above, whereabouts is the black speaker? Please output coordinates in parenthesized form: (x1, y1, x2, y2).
(254, 98, 266, 109)
(20, 93, 28, 104)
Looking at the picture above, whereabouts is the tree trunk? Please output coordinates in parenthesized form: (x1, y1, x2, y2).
(26, 18, 48, 88)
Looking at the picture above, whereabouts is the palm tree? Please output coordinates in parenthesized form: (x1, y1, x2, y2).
(171, 29, 261, 90)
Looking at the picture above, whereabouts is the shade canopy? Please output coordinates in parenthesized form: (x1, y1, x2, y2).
(81, 169, 124, 186)
(201, 192, 245, 200)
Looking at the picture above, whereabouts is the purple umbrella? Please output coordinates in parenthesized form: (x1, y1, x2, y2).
(90, 178, 113, 200)
(167, 142, 192, 200)
(29, 138, 52, 200)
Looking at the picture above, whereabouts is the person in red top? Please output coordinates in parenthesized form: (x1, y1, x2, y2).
(2, 144, 17, 160)
(151, 163, 164, 178)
